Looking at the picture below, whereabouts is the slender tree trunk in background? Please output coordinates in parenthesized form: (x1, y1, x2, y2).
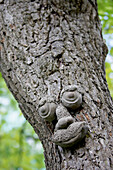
(0, 0, 113, 169)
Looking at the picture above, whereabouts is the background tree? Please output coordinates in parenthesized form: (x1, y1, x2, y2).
(0, 0, 113, 169)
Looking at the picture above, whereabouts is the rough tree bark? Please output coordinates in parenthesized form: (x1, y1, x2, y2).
(0, 0, 113, 169)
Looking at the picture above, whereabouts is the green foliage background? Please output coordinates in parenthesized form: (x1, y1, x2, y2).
(0, 72, 45, 170)
(0, 1, 113, 169)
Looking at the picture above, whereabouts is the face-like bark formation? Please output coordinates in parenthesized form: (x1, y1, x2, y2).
(0, 0, 113, 169)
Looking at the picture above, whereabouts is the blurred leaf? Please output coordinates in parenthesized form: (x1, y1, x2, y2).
(110, 47, 113, 56)
(98, 0, 113, 34)
(105, 62, 113, 97)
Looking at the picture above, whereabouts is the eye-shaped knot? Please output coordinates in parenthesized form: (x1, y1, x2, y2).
(38, 97, 57, 122)
(61, 85, 82, 110)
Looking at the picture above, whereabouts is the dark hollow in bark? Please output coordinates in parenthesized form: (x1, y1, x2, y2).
(0, 0, 113, 169)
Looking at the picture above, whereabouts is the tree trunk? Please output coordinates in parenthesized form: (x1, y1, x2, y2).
(0, 0, 113, 169)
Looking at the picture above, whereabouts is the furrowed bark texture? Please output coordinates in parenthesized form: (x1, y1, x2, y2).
(0, 0, 113, 169)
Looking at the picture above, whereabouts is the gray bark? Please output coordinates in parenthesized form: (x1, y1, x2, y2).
(0, 0, 113, 169)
